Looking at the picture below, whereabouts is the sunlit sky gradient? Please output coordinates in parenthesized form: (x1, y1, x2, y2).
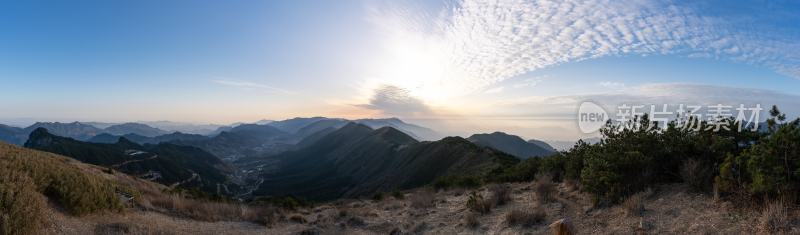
(2, 0, 800, 140)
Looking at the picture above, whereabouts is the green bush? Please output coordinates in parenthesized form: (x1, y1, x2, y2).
(717, 107, 800, 201)
(390, 190, 405, 199)
(372, 192, 385, 201)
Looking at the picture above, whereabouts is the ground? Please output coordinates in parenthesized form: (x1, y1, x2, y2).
(41, 181, 798, 235)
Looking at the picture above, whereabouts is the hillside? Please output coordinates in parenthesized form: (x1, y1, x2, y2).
(24, 122, 104, 141)
(24, 128, 233, 194)
(177, 124, 293, 161)
(467, 132, 556, 159)
(88, 132, 209, 145)
(103, 122, 170, 137)
(0, 124, 25, 145)
(253, 123, 518, 201)
(257, 182, 790, 234)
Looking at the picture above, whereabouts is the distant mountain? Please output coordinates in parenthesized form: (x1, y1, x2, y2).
(83, 122, 118, 129)
(255, 119, 274, 125)
(267, 117, 331, 134)
(25, 128, 232, 194)
(176, 124, 292, 161)
(0, 124, 25, 145)
(103, 123, 169, 137)
(139, 121, 226, 135)
(354, 118, 441, 141)
(267, 117, 441, 141)
(86, 133, 122, 144)
(467, 132, 556, 159)
(527, 139, 557, 152)
(88, 132, 209, 145)
(23, 122, 103, 141)
(253, 123, 518, 201)
(293, 118, 348, 139)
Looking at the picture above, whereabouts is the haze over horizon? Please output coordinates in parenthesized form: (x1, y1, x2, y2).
(3, 0, 800, 140)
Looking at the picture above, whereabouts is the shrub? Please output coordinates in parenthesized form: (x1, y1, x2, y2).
(534, 174, 556, 203)
(759, 200, 790, 234)
(0, 170, 46, 235)
(372, 192, 385, 201)
(252, 196, 311, 210)
(466, 192, 493, 214)
(464, 213, 480, 228)
(391, 190, 405, 199)
(488, 184, 511, 206)
(410, 189, 436, 209)
(622, 192, 645, 217)
(491, 157, 542, 182)
(680, 158, 714, 192)
(94, 222, 172, 235)
(289, 214, 307, 224)
(505, 208, 546, 227)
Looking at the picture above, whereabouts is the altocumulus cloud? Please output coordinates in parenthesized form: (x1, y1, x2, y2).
(359, 85, 432, 115)
(373, 0, 800, 94)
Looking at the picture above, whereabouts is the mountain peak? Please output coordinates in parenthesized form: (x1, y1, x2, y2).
(372, 126, 418, 145)
(467, 131, 555, 159)
(29, 127, 51, 137)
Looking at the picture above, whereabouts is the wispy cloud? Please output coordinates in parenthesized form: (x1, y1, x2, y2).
(212, 79, 292, 94)
(370, 0, 800, 96)
(484, 86, 504, 94)
(487, 83, 800, 121)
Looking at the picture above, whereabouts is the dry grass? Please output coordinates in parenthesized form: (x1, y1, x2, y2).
(488, 184, 512, 206)
(144, 193, 278, 223)
(534, 174, 556, 203)
(94, 222, 175, 235)
(0, 170, 46, 235)
(464, 212, 480, 229)
(758, 200, 790, 234)
(549, 218, 575, 235)
(410, 189, 436, 209)
(466, 192, 494, 214)
(0, 143, 123, 216)
(622, 192, 646, 217)
(505, 207, 546, 227)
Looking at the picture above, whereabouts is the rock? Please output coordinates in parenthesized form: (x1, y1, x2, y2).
(389, 228, 402, 235)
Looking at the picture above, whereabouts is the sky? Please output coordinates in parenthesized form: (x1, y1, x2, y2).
(2, 0, 800, 141)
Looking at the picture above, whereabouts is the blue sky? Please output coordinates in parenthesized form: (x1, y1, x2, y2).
(2, 0, 800, 140)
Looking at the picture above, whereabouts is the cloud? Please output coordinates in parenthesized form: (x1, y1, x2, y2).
(512, 77, 543, 89)
(599, 81, 626, 90)
(212, 79, 292, 94)
(490, 83, 800, 121)
(484, 86, 505, 94)
(371, 0, 800, 95)
(359, 85, 432, 115)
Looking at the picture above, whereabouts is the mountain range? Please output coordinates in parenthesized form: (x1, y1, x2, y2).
(253, 123, 519, 201)
(467, 132, 556, 159)
(24, 128, 233, 194)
